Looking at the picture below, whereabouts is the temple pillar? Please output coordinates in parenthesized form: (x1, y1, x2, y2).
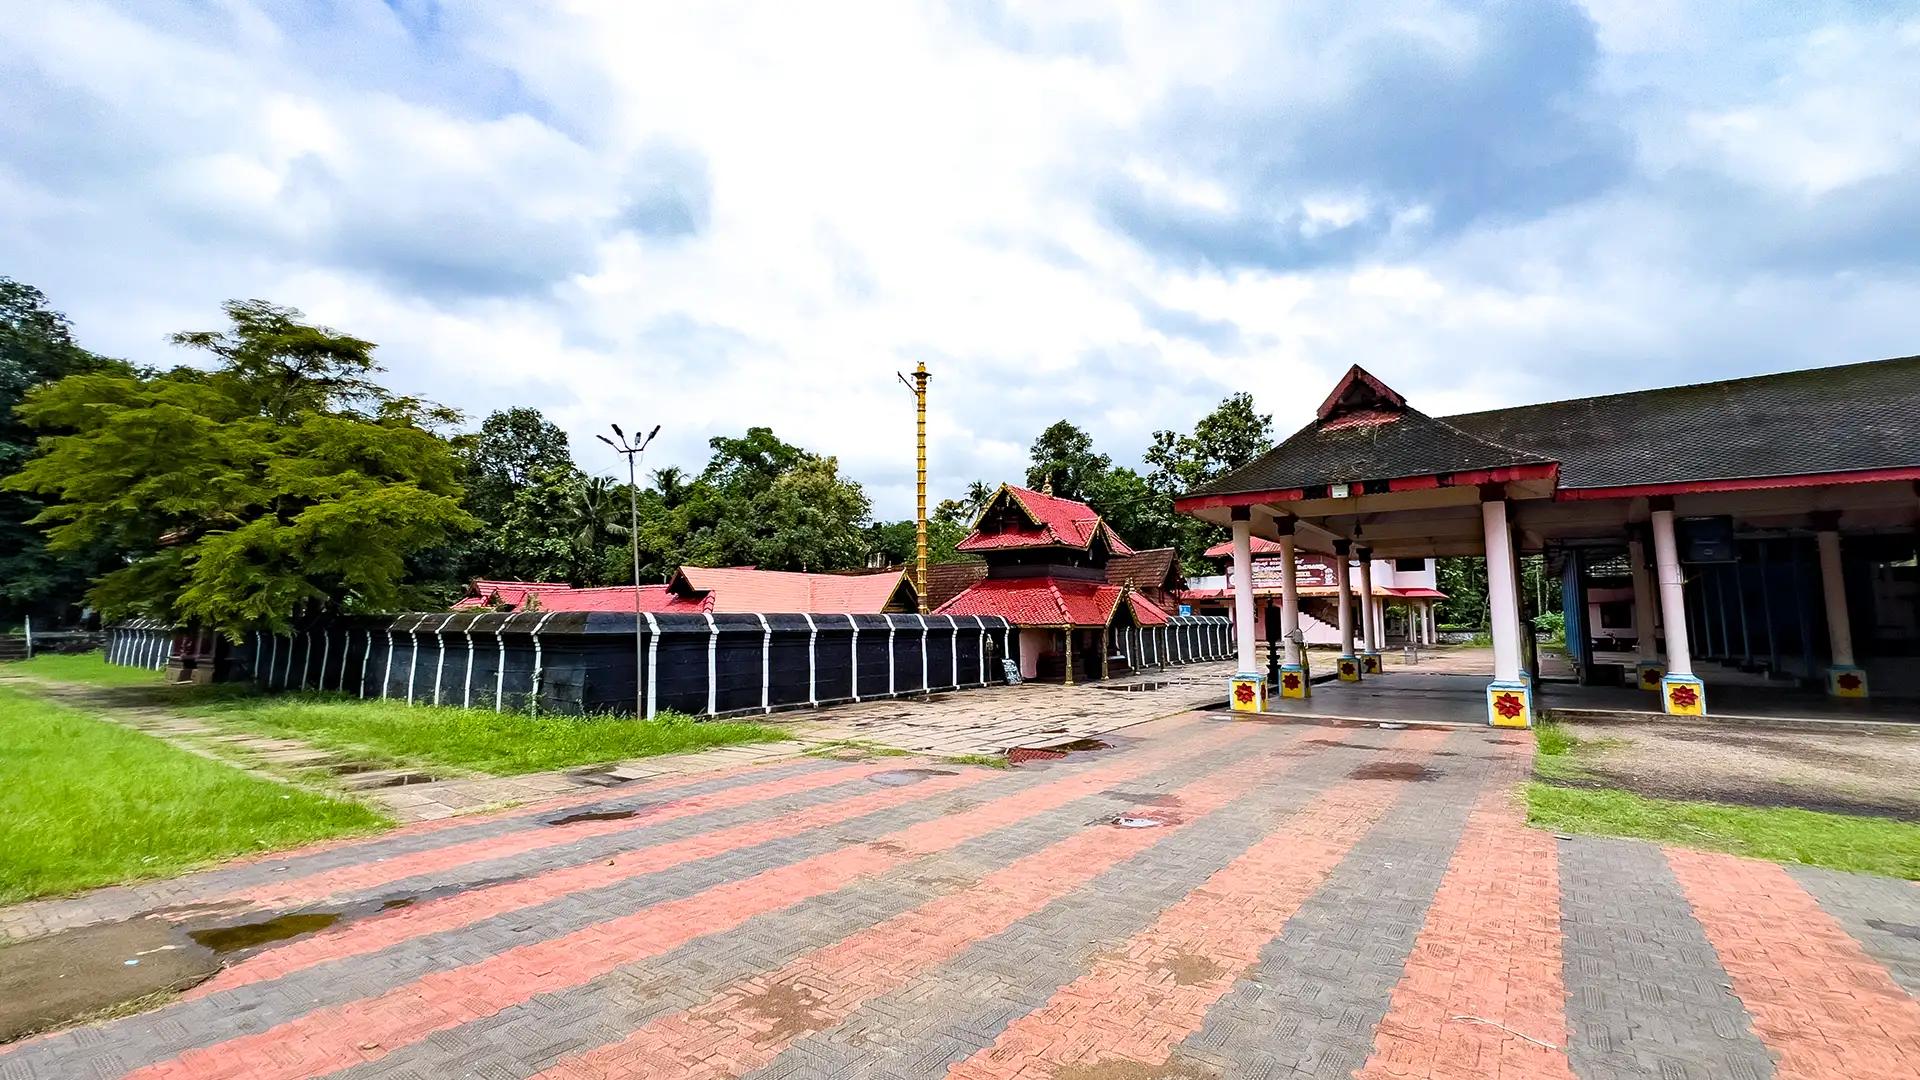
(1628, 532, 1663, 691)
(1228, 509, 1266, 711)
(1334, 539, 1361, 682)
(1099, 627, 1110, 681)
(1277, 522, 1307, 698)
(1357, 549, 1382, 673)
(1062, 627, 1075, 686)
(1651, 503, 1705, 715)
(1816, 520, 1867, 697)
(1482, 497, 1530, 726)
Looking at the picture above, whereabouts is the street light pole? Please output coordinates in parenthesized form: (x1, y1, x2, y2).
(598, 423, 661, 719)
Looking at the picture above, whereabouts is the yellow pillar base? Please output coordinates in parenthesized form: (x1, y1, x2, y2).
(1828, 667, 1868, 698)
(1362, 652, 1383, 674)
(1661, 675, 1706, 716)
(1230, 674, 1267, 712)
(1487, 682, 1531, 728)
(1278, 666, 1308, 698)
(1635, 661, 1664, 691)
(1337, 655, 1362, 682)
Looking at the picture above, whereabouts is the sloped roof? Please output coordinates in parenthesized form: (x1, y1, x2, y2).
(1201, 537, 1288, 558)
(955, 485, 1135, 555)
(673, 566, 915, 613)
(1441, 355, 1920, 490)
(1188, 366, 1552, 499)
(454, 582, 698, 613)
(454, 567, 914, 614)
(1106, 548, 1183, 591)
(933, 577, 1167, 627)
(922, 559, 989, 611)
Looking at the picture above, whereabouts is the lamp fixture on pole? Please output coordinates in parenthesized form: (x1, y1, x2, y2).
(597, 423, 661, 719)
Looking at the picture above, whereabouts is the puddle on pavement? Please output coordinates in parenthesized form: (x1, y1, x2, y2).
(545, 809, 638, 826)
(186, 912, 340, 954)
(0, 918, 220, 1044)
(1101, 789, 1181, 807)
(1308, 738, 1377, 750)
(379, 897, 416, 911)
(1349, 762, 1437, 782)
(1868, 918, 1920, 941)
(868, 768, 957, 786)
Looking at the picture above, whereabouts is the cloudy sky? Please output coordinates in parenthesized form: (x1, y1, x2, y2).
(5, 1, 1917, 517)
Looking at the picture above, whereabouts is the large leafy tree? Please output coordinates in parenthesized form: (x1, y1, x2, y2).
(451, 407, 585, 583)
(0, 279, 121, 624)
(1024, 420, 1111, 502)
(5, 300, 475, 637)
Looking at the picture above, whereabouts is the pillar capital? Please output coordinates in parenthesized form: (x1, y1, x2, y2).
(1356, 545, 1373, 560)
(1229, 505, 1252, 522)
(1810, 509, 1841, 532)
(1648, 495, 1674, 513)
(1332, 538, 1352, 556)
(1477, 482, 1507, 503)
(1272, 515, 1296, 535)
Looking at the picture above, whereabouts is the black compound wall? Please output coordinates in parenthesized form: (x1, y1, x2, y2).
(103, 611, 1233, 718)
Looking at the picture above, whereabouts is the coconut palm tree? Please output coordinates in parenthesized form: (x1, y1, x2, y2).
(564, 475, 628, 582)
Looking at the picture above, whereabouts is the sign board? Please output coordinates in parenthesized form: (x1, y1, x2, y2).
(1178, 604, 1192, 616)
(1246, 554, 1338, 592)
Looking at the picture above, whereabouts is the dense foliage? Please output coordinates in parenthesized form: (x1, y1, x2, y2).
(5, 300, 475, 637)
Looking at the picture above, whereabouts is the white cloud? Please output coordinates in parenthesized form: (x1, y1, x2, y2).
(3, 0, 1918, 521)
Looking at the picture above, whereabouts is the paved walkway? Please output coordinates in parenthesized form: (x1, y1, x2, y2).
(4, 711, 1918, 1077)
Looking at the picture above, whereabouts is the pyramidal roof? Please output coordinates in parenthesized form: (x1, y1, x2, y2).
(1187, 365, 1553, 499)
(954, 484, 1135, 555)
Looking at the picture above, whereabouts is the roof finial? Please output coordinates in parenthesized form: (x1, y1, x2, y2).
(1041, 472, 1054, 496)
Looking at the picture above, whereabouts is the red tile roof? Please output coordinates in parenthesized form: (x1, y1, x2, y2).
(955, 485, 1135, 555)
(932, 576, 1168, 628)
(1201, 537, 1289, 558)
(673, 566, 913, 613)
(922, 560, 990, 611)
(453, 568, 914, 614)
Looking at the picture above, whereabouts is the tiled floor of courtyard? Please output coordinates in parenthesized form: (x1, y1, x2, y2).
(4, 710, 1919, 1079)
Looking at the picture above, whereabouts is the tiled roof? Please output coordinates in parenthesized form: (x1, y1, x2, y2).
(454, 582, 698, 613)
(1187, 356, 1920, 500)
(1442, 355, 1920, 489)
(674, 566, 914, 613)
(1189, 366, 1551, 498)
(1200, 537, 1288, 558)
(955, 485, 1135, 555)
(1106, 548, 1183, 591)
(922, 560, 989, 611)
(933, 576, 1167, 628)
(454, 567, 913, 614)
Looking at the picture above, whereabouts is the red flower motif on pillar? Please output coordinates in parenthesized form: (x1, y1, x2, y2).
(1234, 682, 1256, 704)
(1282, 673, 1301, 691)
(1669, 684, 1699, 709)
(1837, 672, 1863, 691)
(1339, 661, 1356, 676)
(1492, 692, 1524, 720)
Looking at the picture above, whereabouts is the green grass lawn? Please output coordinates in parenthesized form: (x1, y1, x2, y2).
(0, 651, 166, 687)
(0, 686, 387, 905)
(182, 695, 792, 776)
(1528, 721, 1920, 880)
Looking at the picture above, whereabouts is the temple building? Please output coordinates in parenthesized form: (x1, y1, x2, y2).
(1177, 357, 1920, 725)
(933, 484, 1174, 682)
(1182, 539, 1444, 652)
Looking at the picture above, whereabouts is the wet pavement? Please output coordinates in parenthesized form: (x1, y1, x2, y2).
(1, 710, 1917, 1078)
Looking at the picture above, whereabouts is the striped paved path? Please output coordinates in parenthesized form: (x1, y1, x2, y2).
(3, 710, 1918, 1079)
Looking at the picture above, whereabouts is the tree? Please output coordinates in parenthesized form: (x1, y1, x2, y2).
(1188, 392, 1272, 480)
(0, 278, 121, 625)
(1141, 394, 1277, 570)
(1024, 420, 1110, 502)
(464, 407, 573, 524)
(5, 300, 475, 637)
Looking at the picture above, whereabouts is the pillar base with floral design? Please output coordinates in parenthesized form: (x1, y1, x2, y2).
(1361, 652, 1383, 675)
(1826, 666, 1869, 699)
(1229, 673, 1267, 713)
(1336, 654, 1362, 682)
(1277, 664, 1308, 699)
(1486, 682, 1531, 728)
(1660, 674, 1706, 716)
(1635, 661, 1664, 692)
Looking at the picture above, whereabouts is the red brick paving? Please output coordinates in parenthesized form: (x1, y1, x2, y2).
(222, 758, 896, 910)
(124, 718, 1254, 1080)
(189, 762, 976, 996)
(525, 720, 1319, 1079)
(1355, 784, 1575, 1080)
(945, 728, 1447, 1080)
(1668, 847, 1920, 1079)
